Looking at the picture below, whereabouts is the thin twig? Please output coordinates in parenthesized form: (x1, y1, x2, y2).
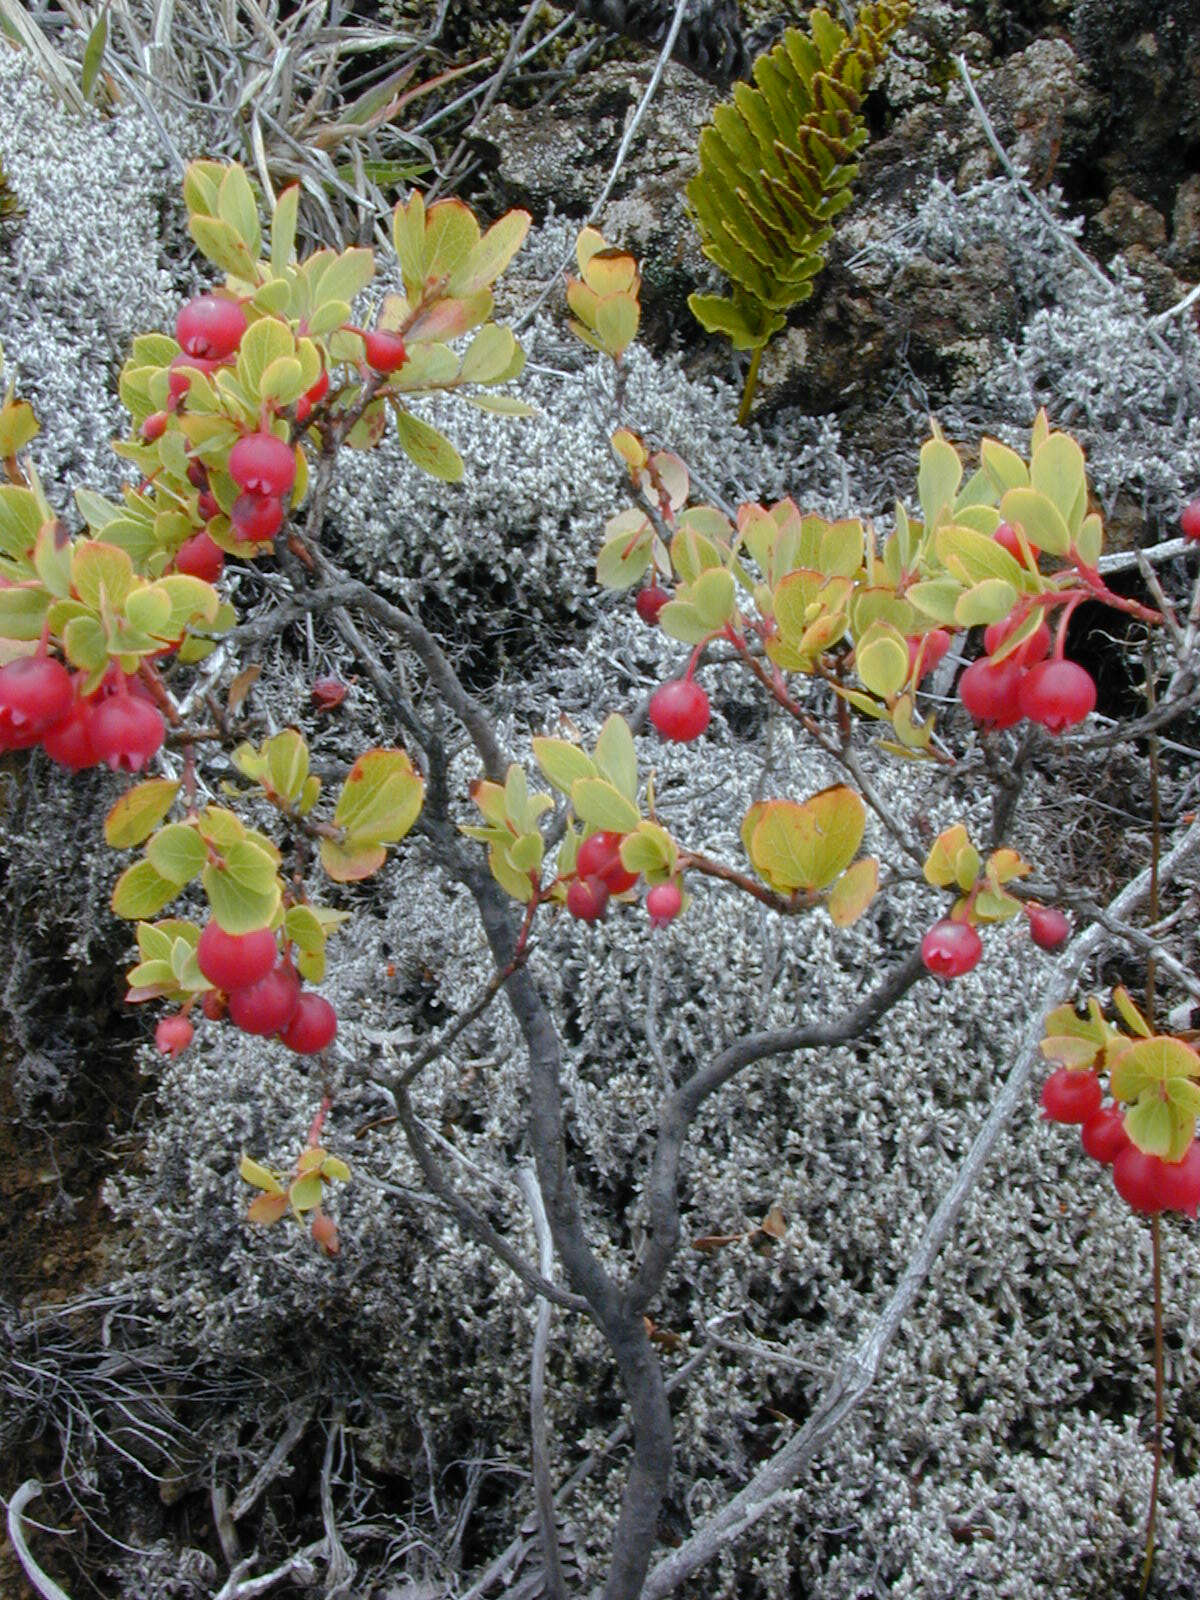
(516, 1166, 569, 1600)
(5, 1483, 72, 1600)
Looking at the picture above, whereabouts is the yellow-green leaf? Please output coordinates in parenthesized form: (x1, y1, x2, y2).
(826, 856, 878, 926)
(146, 823, 206, 886)
(112, 859, 180, 919)
(747, 787, 866, 893)
(395, 410, 464, 482)
(105, 779, 180, 848)
(570, 777, 640, 835)
(334, 748, 425, 845)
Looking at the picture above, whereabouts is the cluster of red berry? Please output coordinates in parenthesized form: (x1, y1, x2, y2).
(154, 922, 338, 1059)
(959, 608, 1096, 734)
(920, 902, 1070, 979)
(0, 654, 165, 770)
(565, 830, 683, 927)
(1041, 1069, 1200, 1217)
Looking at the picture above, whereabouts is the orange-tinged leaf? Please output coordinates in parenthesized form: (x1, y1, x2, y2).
(247, 1193, 289, 1224)
(320, 838, 387, 882)
(827, 856, 878, 926)
(747, 786, 866, 892)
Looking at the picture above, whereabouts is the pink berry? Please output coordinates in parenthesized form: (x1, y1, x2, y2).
(197, 490, 221, 522)
(1081, 1104, 1130, 1165)
(155, 1014, 194, 1058)
(566, 876, 609, 922)
(649, 679, 710, 742)
(907, 629, 951, 682)
(636, 586, 671, 626)
(228, 432, 296, 497)
(1040, 1067, 1102, 1125)
(576, 831, 638, 894)
(0, 655, 74, 740)
(646, 881, 683, 927)
(1018, 659, 1096, 734)
(920, 918, 983, 979)
(983, 613, 1052, 669)
(41, 697, 98, 770)
(196, 922, 278, 993)
(958, 656, 1025, 728)
(231, 492, 284, 542)
(90, 692, 165, 772)
(175, 295, 247, 360)
(1180, 499, 1200, 542)
(1158, 1142, 1200, 1217)
(228, 962, 301, 1036)
(279, 992, 338, 1053)
(311, 676, 348, 710)
(1027, 904, 1070, 951)
(1112, 1146, 1169, 1214)
(993, 521, 1024, 561)
(361, 330, 408, 373)
(141, 411, 169, 443)
(174, 531, 224, 582)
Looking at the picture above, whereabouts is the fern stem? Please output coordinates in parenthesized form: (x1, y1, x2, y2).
(736, 347, 763, 427)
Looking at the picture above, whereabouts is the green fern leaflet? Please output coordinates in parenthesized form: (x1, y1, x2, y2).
(687, 2, 912, 420)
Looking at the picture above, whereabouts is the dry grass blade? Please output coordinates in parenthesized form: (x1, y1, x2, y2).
(0, 0, 87, 112)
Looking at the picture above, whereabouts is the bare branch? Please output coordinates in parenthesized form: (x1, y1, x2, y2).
(516, 1166, 569, 1600)
(5, 1483, 72, 1600)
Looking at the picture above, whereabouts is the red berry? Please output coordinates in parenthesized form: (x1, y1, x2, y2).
(141, 411, 169, 443)
(1040, 1067, 1102, 1124)
(646, 881, 683, 927)
(90, 692, 165, 772)
(311, 676, 348, 711)
(1081, 1104, 1131, 1165)
(197, 490, 221, 522)
(361, 330, 408, 373)
(1158, 1142, 1200, 1217)
(993, 521, 1040, 566)
(983, 613, 1051, 668)
(186, 459, 209, 490)
(196, 922, 278, 992)
(174, 531, 224, 582)
(228, 962, 301, 1036)
(649, 679, 710, 742)
(201, 990, 227, 1022)
(576, 831, 638, 894)
(155, 1014, 194, 1058)
(228, 432, 296, 497)
(1113, 1146, 1169, 1214)
(295, 368, 330, 424)
(920, 918, 983, 979)
(231, 492, 284, 542)
(907, 629, 952, 682)
(0, 655, 74, 740)
(1180, 499, 1200, 542)
(175, 295, 247, 360)
(1027, 904, 1070, 951)
(566, 875, 609, 922)
(636, 586, 671, 626)
(958, 656, 1025, 728)
(1018, 659, 1096, 734)
(41, 697, 98, 770)
(279, 992, 338, 1053)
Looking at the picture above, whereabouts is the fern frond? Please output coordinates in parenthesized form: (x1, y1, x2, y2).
(687, 2, 911, 377)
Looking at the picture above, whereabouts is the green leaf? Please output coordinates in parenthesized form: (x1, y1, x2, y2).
(463, 393, 538, 417)
(855, 623, 908, 699)
(532, 737, 596, 793)
(917, 438, 963, 531)
(658, 599, 715, 645)
(222, 839, 280, 895)
(284, 904, 326, 953)
(395, 410, 464, 482)
(189, 215, 257, 279)
(953, 579, 1019, 628)
(1030, 432, 1087, 534)
(570, 778, 640, 834)
(907, 578, 963, 626)
(596, 521, 653, 589)
(1113, 985, 1152, 1038)
(201, 862, 280, 934)
(826, 856, 878, 926)
(240, 1154, 284, 1194)
(72, 541, 134, 609)
(746, 787, 866, 893)
(112, 859, 180, 919)
(447, 209, 531, 296)
(1124, 1097, 1176, 1160)
(105, 780, 180, 847)
(619, 822, 677, 877)
(334, 748, 425, 845)
(289, 1173, 323, 1213)
(592, 715, 637, 802)
(320, 838, 387, 882)
(459, 324, 523, 385)
(998, 486, 1071, 557)
(691, 567, 736, 629)
(265, 729, 309, 804)
(146, 823, 206, 886)
(217, 162, 262, 258)
(0, 587, 50, 640)
(81, 5, 108, 100)
(980, 437, 1028, 495)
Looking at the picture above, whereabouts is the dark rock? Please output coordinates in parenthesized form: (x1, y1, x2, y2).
(1169, 175, 1200, 275)
(1094, 186, 1168, 252)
